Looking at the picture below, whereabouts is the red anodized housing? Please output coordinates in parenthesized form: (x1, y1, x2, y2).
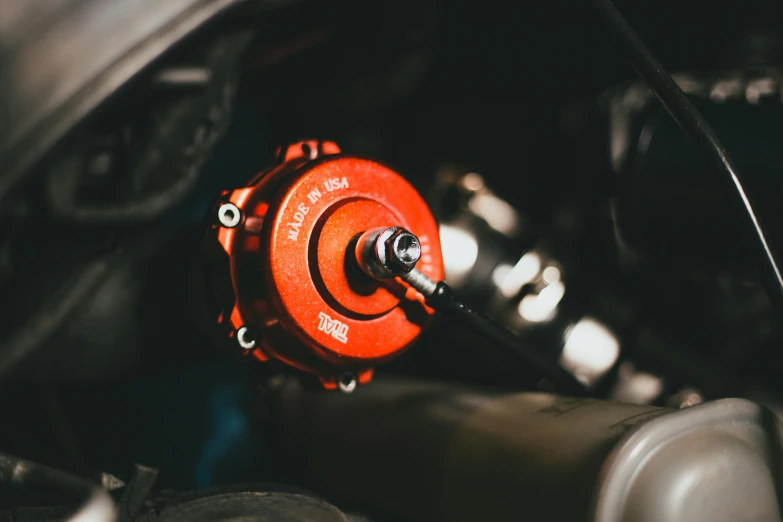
(207, 140, 444, 390)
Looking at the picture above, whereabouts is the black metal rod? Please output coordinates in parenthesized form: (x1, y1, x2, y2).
(420, 278, 588, 397)
(592, 0, 783, 308)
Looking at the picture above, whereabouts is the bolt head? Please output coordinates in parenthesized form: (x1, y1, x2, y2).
(383, 228, 421, 274)
(337, 372, 358, 394)
(218, 203, 241, 228)
(237, 325, 258, 350)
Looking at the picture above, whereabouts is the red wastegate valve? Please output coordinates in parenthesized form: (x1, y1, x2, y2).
(206, 140, 444, 391)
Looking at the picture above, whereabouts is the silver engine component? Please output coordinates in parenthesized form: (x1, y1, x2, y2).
(276, 378, 783, 522)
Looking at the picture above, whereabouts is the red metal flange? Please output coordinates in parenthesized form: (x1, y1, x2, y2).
(207, 140, 444, 390)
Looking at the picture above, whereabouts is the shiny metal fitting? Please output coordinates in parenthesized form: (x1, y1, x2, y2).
(355, 226, 422, 279)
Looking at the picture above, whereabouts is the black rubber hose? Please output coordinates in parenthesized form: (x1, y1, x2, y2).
(592, 0, 783, 309)
(426, 282, 589, 397)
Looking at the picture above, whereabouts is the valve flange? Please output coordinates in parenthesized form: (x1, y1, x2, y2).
(206, 140, 444, 390)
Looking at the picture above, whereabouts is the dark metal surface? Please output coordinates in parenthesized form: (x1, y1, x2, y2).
(117, 465, 159, 522)
(0, 452, 115, 521)
(0, 0, 249, 207)
(275, 377, 783, 522)
(274, 377, 665, 522)
(43, 29, 253, 224)
(595, 398, 783, 522)
(0, 256, 112, 380)
(592, 0, 783, 309)
(609, 73, 783, 275)
(156, 492, 350, 522)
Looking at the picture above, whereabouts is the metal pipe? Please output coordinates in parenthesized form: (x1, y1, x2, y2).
(274, 378, 783, 522)
(273, 378, 666, 522)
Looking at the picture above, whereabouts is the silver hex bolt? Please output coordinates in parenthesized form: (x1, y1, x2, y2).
(355, 226, 422, 279)
(384, 228, 422, 274)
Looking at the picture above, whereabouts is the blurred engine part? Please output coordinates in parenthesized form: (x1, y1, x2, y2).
(143, 475, 371, 522)
(0, 0, 270, 209)
(606, 69, 783, 401)
(609, 361, 667, 404)
(431, 168, 624, 389)
(0, 452, 115, 522)
(609, 69, 783, 276)
(151, 480, 359, 522)
(205, 140, 444, 390)
(276, 378, 783, 522)
(155, 492, 350, 522)
(42, 29, 253, 225)
(558, 316, 621, 386)
(0, 26, 255, 381)
(595, 0, 783, 311)
(431, 168, 530, 302)
(0, 462, 360, 522)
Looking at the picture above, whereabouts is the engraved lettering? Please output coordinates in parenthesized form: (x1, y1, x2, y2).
(286, 203, 310, 241)
(317, 311, 348, 343)
(323, 177, 350, 192)
(307, 188, 322, 204)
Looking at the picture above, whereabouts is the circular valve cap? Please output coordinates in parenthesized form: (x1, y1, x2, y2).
(207, 140, 444, 390)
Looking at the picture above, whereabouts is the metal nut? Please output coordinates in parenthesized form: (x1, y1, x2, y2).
(218, 202, 241, 228)
(383, 228, 421, 274)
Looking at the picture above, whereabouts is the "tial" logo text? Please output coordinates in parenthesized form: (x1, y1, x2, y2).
(317, 312, 349, 343)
